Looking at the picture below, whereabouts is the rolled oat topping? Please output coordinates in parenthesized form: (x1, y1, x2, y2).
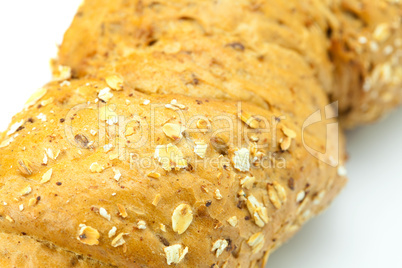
(247, 232, 265, 254)
(77, 225, 100, 246)
(164, 244, 189, 265)
(211, 239, 228, 257)
(172, 204, 193, 234)
(111, 233, 129, 247)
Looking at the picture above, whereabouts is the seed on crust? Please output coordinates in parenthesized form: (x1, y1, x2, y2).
(267, 182, 287, 209)
(99, 207, 111, 221)
(165, 99, 186, 111)
(152, 194, 162, 206)
(247, 195, 269, 227)
(194, 141, 208, 158)
(53, 65, 71, 81)
(227, 216, 238, 227)
(280, 137, 292, 151)
(117, 204, 128, 218)
(282, 126, 297, 139)
(164, 244, 188, 265)
(337, 166, 347, 176)
(105, 75, 124, 91)
(24, 88, 47, 109)
(17, 159, 33, 176)
(296, 190, 306, 203)
(147, 172, 161, 179)
(172, 204, 193, 234)
(232, 148, 251, 172)
(89, 162, 104, 173)
(196, 119, 210, 134)
(112, 168, 121, 181)
(40, 168, 53, 184)
(163, 123, 185, 140)
(7, 120, 24, 136)
(214, 189, 223, 200)
(160, 224, 167, 232)
(373, 23, 391, 42)
(211, 239, 228, 257)
(247, 232, 265, 254)
(5, 215, 14, 223)
(240, 176, 255, 190)
(98, 87, 114, 102)
(75, 134, 90, 149)
(154, 144, 187, 171)
(108, 226, 117, 238)
(0, 137, 14, 148)
(239, 111, 259, 129)
(137, 220, 147, 230)
(20, 186, 32, 196)
(210, 137, 229, 155)
(77, 225, 100, 246)
(111, 233, 129, 247)
(28, 197, 39, 207)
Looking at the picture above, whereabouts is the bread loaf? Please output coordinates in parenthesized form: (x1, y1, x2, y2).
(0, 0, 399, 267)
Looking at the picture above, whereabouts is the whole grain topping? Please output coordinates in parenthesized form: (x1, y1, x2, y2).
(77, 225, 100, 246)
(112, 168, 122, 181)
(267, 182, 287, 209)
(18, 159, 33, 176)
(40, 168, 53, 184)
(194, 141, 208, 158)
(117, 204, 128, 218)
(296, 190, 306, 203)
(7, 120, 24, 136)
(239, 111, 259, 129)
(108, 226, 117, 238)
(165, 99, 186, 111)
(147, 172, 161, 179)
(282, 126, 297, 139)
(172, 204, 193, 234)
(106, 75, 124, 91)
(214, 189, 223, 200)
(154, 144, 188, 171)
(152, 194, 162, 206)
(24, 88, 47, 109)
(111, 233, 129, 247)
(164, 244, 189, 265)
(227, 216, 238, 227)
(20, 186, 32, 196)
(90, 162, 104, 173)
(163, 123, 185, 140)
(196, 119, 210, 133)
(232, 148, 251, 172)
(137, 220, 147, 230)
(211, 239, 228, 257)
(246, 195, 269, 227)
(240, 176, 255, 190)
(247, 232, 265, 254)
(98, 87, 114, 102)
(99, 207, 111, 221)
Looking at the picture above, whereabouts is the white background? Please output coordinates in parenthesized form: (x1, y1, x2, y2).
(0, 1, 401, 267)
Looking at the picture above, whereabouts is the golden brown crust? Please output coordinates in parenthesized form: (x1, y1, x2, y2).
(329, 0, 402, 127)
(0, 0, 375, 267)
(0, 77, 346, 267)
(57, 0, 402, 128)
(0, 232, 114, 268)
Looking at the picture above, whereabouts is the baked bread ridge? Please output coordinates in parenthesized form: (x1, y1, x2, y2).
(57, 0, 336, 106)
(57, 0, 402, 128)
(329, 0, 402, 127)
(0, 76, 347, 267)
(0, 232, 115, 268)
